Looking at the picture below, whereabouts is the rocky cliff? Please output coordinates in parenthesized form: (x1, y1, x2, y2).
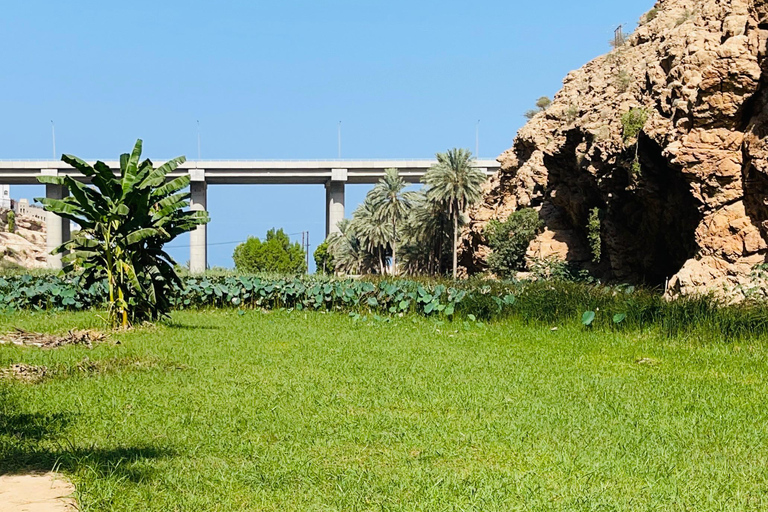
(0, 209, 47, 269)
(463, 0, 768, 294)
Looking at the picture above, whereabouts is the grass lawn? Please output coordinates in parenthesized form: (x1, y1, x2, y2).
(1, 310, 768, 511)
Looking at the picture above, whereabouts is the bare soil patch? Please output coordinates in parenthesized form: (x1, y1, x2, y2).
(0, 473, 76, 511)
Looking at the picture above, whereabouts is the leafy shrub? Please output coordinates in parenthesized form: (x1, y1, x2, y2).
(613, 69, 632, 93)
(528, 256, 594, 282)
(621, 108, 648, 143)
(313, 240, 334, 274)
(524, 110, 539, 120)
(524, 97, 552, 120)
(565, 104, 579, 124)
(644, 7, 659, 23)
(676, 9, 693, 26)
(587, 208, 602, 263)
(486, 208, 544, 278)
(6, 211, 15, 233)
(233, 228, 307, 274)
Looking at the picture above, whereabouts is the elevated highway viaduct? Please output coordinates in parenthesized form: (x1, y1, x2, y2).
(0, 159, 500, 272)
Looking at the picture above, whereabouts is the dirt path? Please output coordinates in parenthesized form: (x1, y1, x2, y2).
(0, 473, 76, 511)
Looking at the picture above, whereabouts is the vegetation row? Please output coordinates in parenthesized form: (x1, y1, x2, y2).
(3, 272, 768, 340)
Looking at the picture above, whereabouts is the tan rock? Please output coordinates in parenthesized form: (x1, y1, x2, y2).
(462, 0, 768, 298)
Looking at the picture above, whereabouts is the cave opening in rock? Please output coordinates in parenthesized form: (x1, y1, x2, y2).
(604, 133, 702, 286)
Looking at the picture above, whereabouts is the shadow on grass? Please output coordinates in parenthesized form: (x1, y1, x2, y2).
(0, 391, 175, 480)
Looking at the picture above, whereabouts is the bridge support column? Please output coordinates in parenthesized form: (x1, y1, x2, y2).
(325, 169, 347, 238)
(189, 169, 207, 274)
(42, 169, 70, 270)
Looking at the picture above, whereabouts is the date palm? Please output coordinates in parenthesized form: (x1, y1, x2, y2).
(423, 148, 486, 279)
(36, 139, 209, 328)
(369, 168, 413, 275)
(351, 197, 391, 274)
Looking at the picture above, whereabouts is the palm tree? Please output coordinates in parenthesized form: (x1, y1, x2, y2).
(423, 148, 487, 279)
(327, 219, 365, 274)
(400, 190, 451, 275)
(351, 197, 391, 274)
(369, 168, 413, 275)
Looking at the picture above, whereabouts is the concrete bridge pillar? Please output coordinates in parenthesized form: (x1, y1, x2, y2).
(189, 169, 207, 274)
(325, 168, 347, 237)
(42, 169, 70, 270)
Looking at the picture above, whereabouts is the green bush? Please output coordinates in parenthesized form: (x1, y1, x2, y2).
(486, 208, 544, 278)
(6, 211, 15, 233)
(313, 240, 334, 274)
(621, 108, 648, 143)
(233, 228, 307, 274)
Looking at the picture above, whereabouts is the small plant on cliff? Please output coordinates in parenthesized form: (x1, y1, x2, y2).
(36, 139, 210, 328)
(676, 9, 693, 27)
(644, 7, 659, 24)
(621, 108, 648, 144)
(613, 69, 632, 93)
(485, 208, 544, 279)
(6, 211, 15, 233)
(587, 207, 602, 263)
(524, 96, 552, 120)
(622, 108, 648, 179)
(565, 104, 579, 124)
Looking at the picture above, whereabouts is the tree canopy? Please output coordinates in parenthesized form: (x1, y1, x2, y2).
(233, 228, 307, 274)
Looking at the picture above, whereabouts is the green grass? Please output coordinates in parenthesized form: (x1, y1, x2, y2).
(1, 310, 768, 510)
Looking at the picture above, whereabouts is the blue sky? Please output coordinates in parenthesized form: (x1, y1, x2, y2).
(1, 0, 651, 270)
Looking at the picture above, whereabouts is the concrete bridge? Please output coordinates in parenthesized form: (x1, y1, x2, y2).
(0, 159, 501, 272)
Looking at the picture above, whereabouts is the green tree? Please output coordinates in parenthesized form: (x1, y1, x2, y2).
(423, 148, 487, 279)
(35, 139, 209, 328)
(313, 240, 335, 274)
(233, 228, 307, 274)
(369, 168, 413, 275)
(536, 96, 552, 110)
(485, 208, 544, 278)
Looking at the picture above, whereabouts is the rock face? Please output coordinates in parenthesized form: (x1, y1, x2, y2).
(463, 0, 768, 295)
(0, 209, 47, 269)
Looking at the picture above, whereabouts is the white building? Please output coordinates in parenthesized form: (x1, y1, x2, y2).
(0, 185, 10, 209)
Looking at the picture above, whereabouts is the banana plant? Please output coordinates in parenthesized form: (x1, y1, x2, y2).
(36, 139, 210, 328)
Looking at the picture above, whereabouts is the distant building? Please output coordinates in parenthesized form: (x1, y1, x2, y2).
(0, 185, 10, 209)
(15, 198, 47, 223)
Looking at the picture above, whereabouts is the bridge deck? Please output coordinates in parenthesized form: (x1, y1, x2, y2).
(0, 159, 500, 185)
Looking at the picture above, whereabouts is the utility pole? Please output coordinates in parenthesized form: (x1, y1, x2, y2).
(338, 121, 342, 159)
(51, 121, 56, 159)
(197, 120, 201, 162)
(614, 25, 625, 47)
(301, 231, 311, 271)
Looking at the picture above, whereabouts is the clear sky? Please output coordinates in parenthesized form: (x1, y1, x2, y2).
(1, 0, 651, 270)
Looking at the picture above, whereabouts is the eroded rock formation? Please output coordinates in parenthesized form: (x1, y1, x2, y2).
(0, 209, 47, 269)
(463, 0, 768, 295)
